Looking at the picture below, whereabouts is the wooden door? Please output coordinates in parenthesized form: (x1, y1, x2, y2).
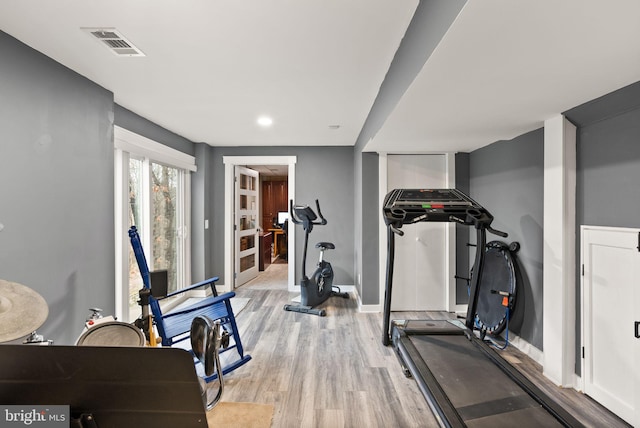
(262, 181, 275, 231)
(261, 179, 288, 232)
(581, 226, 640, 426)
(273, 180, 288, 213)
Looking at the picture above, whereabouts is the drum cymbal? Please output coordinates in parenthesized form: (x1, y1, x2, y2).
(0, 279, 49, 343)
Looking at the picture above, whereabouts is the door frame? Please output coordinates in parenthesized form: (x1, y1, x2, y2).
(377, 152, 457, 312)
(223, 156, 297, 292)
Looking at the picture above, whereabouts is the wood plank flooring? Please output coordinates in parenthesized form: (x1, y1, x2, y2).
(219, 264, 629, 428)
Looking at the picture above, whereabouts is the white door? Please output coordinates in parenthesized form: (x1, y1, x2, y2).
(581, 226, 640, 426)
(235, 166, 260, 287)
(387, 154, 447, 311)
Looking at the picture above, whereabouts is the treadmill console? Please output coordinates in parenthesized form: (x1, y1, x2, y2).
(382, 188, 494, 229)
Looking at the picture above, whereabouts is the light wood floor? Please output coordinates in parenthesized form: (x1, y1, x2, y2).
(220, 264, 629, 428)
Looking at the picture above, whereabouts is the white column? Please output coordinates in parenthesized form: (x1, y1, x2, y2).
(543, 114, 577, 387)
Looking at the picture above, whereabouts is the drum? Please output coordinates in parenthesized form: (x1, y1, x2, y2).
(76, 321, 145, 347)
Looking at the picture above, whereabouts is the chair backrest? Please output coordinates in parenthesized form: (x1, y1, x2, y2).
(128, 226, 151, 289)
(128, 227, 169, 340)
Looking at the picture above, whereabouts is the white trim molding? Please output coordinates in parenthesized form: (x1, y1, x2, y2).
(378, 152, 388, 310)
(113, 126, 194, 322)
(444, 153, 457, 313)
(543, 114, 577, 387)
(114, 126, 196, 172)
(223, 156, 297, 292)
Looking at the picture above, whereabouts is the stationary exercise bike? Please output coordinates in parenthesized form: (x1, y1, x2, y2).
(283, 199, 349, 316)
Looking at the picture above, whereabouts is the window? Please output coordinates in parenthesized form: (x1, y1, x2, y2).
(114, 127, 195, 322)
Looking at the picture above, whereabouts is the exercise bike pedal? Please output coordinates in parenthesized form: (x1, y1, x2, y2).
(331, 291, 349, 299)
(331, 286, 349, 299)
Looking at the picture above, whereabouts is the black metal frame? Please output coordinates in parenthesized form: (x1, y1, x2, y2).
(382, 188, 498, 345)
(283, 199, 348, 316)
(381, 188, 584, 428)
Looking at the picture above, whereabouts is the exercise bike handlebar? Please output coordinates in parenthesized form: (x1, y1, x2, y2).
(314, 199, 328, 225)
(289, 199, 303, 225)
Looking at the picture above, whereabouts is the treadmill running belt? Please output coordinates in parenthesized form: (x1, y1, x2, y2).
(410, 335, 562, 428)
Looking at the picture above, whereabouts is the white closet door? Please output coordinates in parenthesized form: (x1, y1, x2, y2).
(581, 226, 640, 426)
(387, 155, 447, 311)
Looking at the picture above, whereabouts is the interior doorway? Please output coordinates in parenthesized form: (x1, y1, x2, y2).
(248, 164, 289, 275)
(223, 156, 297, 292)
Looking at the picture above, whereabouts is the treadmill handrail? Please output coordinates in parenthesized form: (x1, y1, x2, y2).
(382, 188, 499, 344)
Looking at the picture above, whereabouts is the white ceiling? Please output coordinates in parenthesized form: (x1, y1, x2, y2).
(1, 1, 639, 153)
(367, 0, 640, 153)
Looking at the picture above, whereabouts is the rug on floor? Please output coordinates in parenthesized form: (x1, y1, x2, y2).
(230, 297, 250, 315)
(207, 402, 274, 428)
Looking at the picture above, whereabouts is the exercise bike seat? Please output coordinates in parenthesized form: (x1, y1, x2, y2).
(316, 242, 335, 250)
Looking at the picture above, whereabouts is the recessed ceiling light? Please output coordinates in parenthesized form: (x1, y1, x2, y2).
(328, 125, 341, 129)
(257, 116, 273, 127)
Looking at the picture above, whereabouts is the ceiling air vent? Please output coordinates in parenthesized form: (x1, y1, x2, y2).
(82, 27, 145, 57)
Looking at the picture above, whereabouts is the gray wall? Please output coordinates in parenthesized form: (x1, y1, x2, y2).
(454, 153, 471, 304)
(565, 80, 640, 373)
(114, 105, 195, 156)
(469, 129, 545, 349)
(0, 31, 197, 345)
(359, 153, 379, 303)
(0, 31, 115, 345)
(576, 110, 640, 226)
(466, 80, 640, 361)
(191, 143, 214, 282)
(200, 146, 355, 286)
(568, 81, 640, 229)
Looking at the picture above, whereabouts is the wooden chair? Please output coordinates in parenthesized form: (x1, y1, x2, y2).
(128, 226, 251, 382)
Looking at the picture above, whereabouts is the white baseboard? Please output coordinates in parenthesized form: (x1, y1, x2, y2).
(351, 286, 381, 312)
(507, 332, 544, 365)
(334, 284, 356, 293)
(216, 284, 230, 294)
(359, 303, 382, 313)
(507, 332, 582, 391)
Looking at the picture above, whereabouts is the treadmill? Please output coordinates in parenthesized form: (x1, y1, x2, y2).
(381, 189, 584, 428)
